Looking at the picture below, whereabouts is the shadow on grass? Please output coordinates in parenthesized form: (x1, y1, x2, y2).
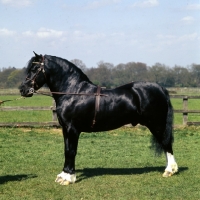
(76, 166, 188, 182)
(0, 174, 37, 184)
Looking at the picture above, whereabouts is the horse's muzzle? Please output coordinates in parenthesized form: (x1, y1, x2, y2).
(19, 84, 34, 97)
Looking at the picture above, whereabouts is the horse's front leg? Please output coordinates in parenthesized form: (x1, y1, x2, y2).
(55, 125, 80, 185)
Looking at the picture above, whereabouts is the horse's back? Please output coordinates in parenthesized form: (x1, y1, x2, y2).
(113, 81, 169, 104)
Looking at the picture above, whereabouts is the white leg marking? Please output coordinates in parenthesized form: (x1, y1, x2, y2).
(163, 152, 178, 177)
(55, 171, 76, 185)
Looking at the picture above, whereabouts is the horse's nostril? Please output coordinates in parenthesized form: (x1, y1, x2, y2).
(28, 88, 34, 94)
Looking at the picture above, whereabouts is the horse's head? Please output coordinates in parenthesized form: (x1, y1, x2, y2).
(20, 52, 47, 97)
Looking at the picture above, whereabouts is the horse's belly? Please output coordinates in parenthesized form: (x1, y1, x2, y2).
(81, 113, 138, 132)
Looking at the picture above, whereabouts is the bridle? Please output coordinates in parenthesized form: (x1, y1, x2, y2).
(25, 56, 46, 94)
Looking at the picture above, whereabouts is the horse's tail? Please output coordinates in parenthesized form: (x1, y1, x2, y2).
(151, 87, 174, 155)
(163, 88, 174, 145)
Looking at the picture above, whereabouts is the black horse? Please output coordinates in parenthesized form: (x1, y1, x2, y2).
(20, 52, 178, 185)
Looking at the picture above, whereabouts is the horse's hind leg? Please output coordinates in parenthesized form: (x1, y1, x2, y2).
(162, 144, 178, 177)
(148, 124, 178, 177)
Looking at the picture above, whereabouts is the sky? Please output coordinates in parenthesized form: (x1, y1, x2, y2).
(0, 0, 200, 69)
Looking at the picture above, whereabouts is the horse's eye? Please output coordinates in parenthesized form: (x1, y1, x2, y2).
(31, 65, 38, 72)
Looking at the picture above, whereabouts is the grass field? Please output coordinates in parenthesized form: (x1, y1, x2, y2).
(0, 94, 52, 123)
(0, 126, 200, 199)
(0, 88, 200, 199)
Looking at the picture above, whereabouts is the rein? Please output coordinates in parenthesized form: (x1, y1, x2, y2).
(35, 90, 108, 97)
(0, 96, 26, 105)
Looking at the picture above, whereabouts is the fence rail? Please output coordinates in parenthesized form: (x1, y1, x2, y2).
(170, 95, 200, 125)
(1, 95, 200, 127)
(0, 101, 58, 127)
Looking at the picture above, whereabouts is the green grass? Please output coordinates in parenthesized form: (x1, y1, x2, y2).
(0, 126, 200, 199)
(0, 95, 52, 122)
(0, 94, 52, 106)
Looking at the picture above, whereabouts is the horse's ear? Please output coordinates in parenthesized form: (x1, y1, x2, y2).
(33, 51, 39, 57)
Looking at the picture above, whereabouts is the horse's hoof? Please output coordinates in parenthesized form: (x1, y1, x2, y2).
(55, 172, 76, 185)
(162, 171, 173, 177)
(55, 176, 63, 183)
(55, 177, 70, 185)
(60, 180, 70, 185)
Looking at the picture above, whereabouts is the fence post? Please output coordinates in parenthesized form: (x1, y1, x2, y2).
(52, 100, 57, 122)
(183, 96, 188, 125)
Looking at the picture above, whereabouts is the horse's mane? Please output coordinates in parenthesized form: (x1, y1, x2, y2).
(25, 55, 92, 84)
(25, 56, 35, 74)
(45, 55, 92, 83)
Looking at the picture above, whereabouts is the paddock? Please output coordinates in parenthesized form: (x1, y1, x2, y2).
(0, 126, 199, 199)
(0, 88, 200, 198)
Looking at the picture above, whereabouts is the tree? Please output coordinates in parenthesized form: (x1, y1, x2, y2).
(191, 64, 200, 86)
(0, 60, 199, 88)
(70, 59, 87, 73)
(148, 63, 175, 86)
(173, 66, 191, 87)
(112, 63, 126, 87)
(85, 61, 113, 88)
(124, 62, 148, 82)
(0, 67, 16, 88)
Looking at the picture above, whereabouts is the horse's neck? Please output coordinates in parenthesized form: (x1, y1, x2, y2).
(47, 65, 93, 93)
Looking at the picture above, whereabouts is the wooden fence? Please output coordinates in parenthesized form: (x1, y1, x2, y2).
(0, 100, 58, 127)
(1, 96, 200, 127)
(170, 95, 200, 126)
